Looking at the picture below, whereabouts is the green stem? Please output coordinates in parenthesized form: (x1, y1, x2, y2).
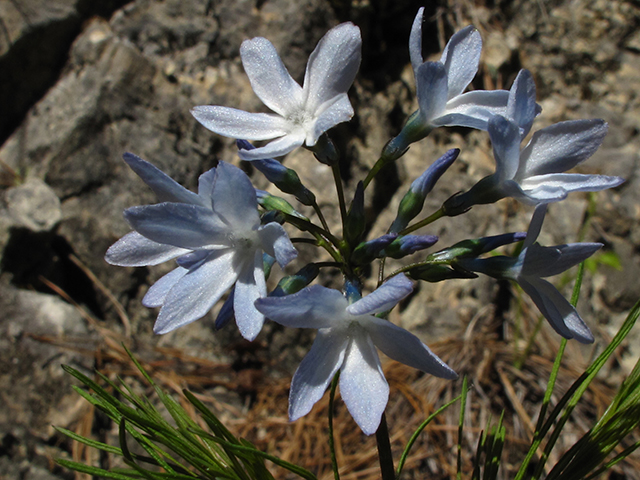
(328, 372, 341, 480)
(291, 237, 320, 245)
(331, 162, 348, 235)
(312, 200, 331, 234)
(375, 413, 395, 480)
(399, 207, 445, 235)
(363, 156, 386, 190)
(283, 213, 341, 250)
(377, 257, 386, 288)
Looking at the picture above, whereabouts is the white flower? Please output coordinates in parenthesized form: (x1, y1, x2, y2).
(458, 205, 600, 343)
(408, 8, 509, 132)
(486, 115, 624, 204)
(191, 23, 362, 160)
(254, 274, 457, 435)
(106, 155, 297, 341)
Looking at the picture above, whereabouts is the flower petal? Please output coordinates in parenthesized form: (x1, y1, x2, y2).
(197, 168, 217, 206)
(520, 173, 624, 196)
(365, 317, 457, 379)
(523, 242, 602, 277)
(347, 274, 414, 316)
(234, 251, 267, 341)
(416, 62, 448, 124)
(105, 231, 190, 267)
(254, 285, 347, 329)
(153, 250, 237, 334)
(439, 26, 481, 99)
(507, 69, 537, 137)
(303, 22, 362, 114)
(518, 277, 594, 343)
(308, 94, 354, 145)
(432, 90, 509, 130)
(143, 266, 188, 308)
(191, 106, 290, 140)
(523, 203, 547, 249)
(339, 333, 389, 435)
(124, 203, 229, 249)
(289, 329, 348, 421)
(240, 37, 304, 116)
(238, 131, 307, 160)
(123, 153, 204, 205)
(211, 162, 260, 231)
(258, 222, 298, 267)
(488, 115, 522, 182)
(409, 7, 425, 73)
(518, 119, 608, 178)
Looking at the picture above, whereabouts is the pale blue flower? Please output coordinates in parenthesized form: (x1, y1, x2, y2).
(487, 115, 624, 204)
(106, 156, 297, 341)
(458, 205, 600, 343)
(408, 8, 510, 132)
(255, 274, 457, 435)
(191, 23, 362, 160)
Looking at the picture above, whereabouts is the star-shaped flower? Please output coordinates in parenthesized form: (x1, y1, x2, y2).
(486, 115, 624, 204)
(191, 23, 362, 161)
(409, 8, 510, 133)
(106, 155, 297, 341)
(458, 205, 600, 343)
(255, 274, 457, 435)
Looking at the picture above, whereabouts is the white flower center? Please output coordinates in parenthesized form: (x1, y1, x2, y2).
(287, 109, 314, 131)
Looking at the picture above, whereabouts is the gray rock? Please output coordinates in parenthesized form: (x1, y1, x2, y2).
(5, 178, 61, 231)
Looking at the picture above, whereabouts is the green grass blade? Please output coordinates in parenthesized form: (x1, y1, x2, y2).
(55, 459, 135, 479)
(396, 393, 462, 477)
(531, 297, 640, 478)
(457, 376, 469, 480)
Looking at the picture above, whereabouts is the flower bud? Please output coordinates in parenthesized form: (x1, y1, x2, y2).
(237, 140, 316, 205)
(351, 233, 398, 265)
(256, 190, 308, 220)
(390, 149, 459, 232)
(270, 264, 320, 297)
(383, 234, 438, 259)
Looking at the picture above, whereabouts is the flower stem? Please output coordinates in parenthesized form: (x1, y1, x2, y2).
(328, 372, 341, 480)
(312, 199, 331, 234)
(363, 156, 385, 190)
(331, 162, 348, 235)
(375, 413, 395, 480)
(283, 213, 341, 249)
(399, 207, 445, 235)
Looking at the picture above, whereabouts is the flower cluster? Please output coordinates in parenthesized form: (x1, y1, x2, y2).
(107, 10, 623, 435)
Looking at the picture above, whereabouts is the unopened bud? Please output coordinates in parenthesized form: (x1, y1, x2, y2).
(256, 190, 308, 220)
(383, 234, 438, 259)
(270, 264, 320, 297)
(351, 233, 397, 265)
(390, 149, 459, 232)
(238, 140, 315, 205)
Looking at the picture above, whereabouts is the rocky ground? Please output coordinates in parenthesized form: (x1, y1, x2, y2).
(1, 0, 640, 478)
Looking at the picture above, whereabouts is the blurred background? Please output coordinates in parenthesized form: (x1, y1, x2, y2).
(1, 0, 639, 478)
